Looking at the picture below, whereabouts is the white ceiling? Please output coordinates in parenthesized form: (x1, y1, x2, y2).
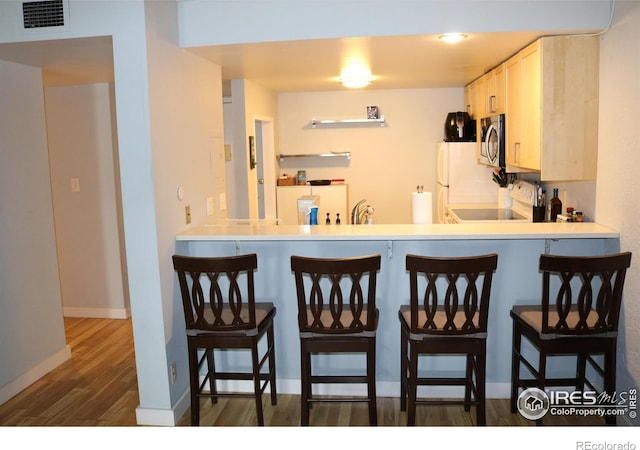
(188, 31, 544, 94)
(0, 30, 553, 92)
(0, 36, 114, 87)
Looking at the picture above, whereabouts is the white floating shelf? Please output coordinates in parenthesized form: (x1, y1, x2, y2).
(278, 152, 351, 162)
(310, 118, 385, 128)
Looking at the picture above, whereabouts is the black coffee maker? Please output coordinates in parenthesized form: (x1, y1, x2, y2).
(444, 111, 476, 142)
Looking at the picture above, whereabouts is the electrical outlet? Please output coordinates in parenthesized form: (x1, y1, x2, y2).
(185, 205, 191, 224)
(170, 362, 177, 384)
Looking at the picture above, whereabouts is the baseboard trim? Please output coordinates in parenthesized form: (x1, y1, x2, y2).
(135, 379, 512, 426)
(0, 345, 72, 405)
(211, 379, 511, 399)
(136, 389, 190, 426)
(63, 306, 130, 319)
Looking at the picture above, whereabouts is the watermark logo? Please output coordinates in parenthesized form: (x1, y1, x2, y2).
(517, 387, 550, 420)
(516, 387, 637, 421)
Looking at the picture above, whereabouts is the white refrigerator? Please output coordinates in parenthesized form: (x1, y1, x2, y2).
(436, 142, 498, 223)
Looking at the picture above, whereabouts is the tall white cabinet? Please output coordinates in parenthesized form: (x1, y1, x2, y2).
(276, 184, 349, 225)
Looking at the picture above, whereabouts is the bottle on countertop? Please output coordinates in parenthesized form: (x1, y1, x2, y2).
(335, 213, 341, 225)
(326, 213, 331, 225)
(566, 207, 575, 222)
(309, 206, 318, 225)
(549, 188, 562, 222)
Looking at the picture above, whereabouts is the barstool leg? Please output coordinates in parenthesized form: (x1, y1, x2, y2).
(464, 354, 473, 412)
(400, 328, 408, 411)
(407, 343, 418, 426)
(510, 323, 522, 414)
(535, 350, 547, 426)
(205, 349, 217, 404)
(300, 340, 311, 426)
(267, 323, 278, 406)
(476, 350, 487, 426)
(188, 343, 200, 426)
(251, 341, 264, 426)
(368, 337, 378, 426)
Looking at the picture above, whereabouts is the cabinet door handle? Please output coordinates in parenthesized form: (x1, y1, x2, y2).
(489, 95, 496, 113)
(514, 142, 520, 164)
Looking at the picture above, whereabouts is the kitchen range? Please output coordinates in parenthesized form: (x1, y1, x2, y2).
(447, 180, 537, 224)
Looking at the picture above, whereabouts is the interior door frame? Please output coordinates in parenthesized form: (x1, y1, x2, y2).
(253, 116, 276, 220)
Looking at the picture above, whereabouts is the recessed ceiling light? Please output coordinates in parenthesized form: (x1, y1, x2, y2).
(438, 33, 468, 43)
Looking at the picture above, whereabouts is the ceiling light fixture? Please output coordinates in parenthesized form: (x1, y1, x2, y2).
(438, 33, 468, 44)
(339, 74, 373, 88)
(339, 62, 373, 88)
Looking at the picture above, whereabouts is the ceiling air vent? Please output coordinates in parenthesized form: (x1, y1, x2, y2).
(23, 0, 65, 29)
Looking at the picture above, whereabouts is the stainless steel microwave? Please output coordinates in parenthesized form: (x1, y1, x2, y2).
(479, 114, 505, 168)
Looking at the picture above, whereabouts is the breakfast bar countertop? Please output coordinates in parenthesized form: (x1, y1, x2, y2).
(174, 220, 621, 395)
(176, 221, 619, 242)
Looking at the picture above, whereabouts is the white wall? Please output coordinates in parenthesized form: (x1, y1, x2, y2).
(0, 60, 69, 404)
(596, 0, 640, 424)
(45, 83, 129, 319)
(278, 88, 461, 224)
(144, 0, 226, 414)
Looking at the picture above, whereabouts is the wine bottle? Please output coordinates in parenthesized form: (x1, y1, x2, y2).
(549, 188, 562, 222)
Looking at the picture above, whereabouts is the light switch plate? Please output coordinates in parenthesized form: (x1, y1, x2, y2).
(70, 178, 80, 193)
(224, 144, 232, 162)
(206, 197, 214, 216)
(185, 205, 191, 224)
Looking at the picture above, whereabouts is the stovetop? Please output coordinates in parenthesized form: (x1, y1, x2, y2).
(451, 208, 528, 222)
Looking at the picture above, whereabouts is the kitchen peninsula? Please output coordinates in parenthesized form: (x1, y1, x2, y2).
(175, 222, 619, 398)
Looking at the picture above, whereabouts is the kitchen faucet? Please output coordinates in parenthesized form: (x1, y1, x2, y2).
(351, 199, 368, 224)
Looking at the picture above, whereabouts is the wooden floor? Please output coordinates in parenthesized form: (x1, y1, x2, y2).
(0, 317, 608, 427)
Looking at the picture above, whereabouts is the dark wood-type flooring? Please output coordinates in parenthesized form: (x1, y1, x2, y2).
(0, 317, 608, 427)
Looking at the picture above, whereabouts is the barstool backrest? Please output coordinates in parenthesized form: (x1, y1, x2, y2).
(173, 254, 258, 334)
(291, 254, 381, 335)
(405, 253, 498, 336)
(539, 252, 632, 335)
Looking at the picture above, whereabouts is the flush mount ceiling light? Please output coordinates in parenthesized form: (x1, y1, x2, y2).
(339, 62, 373, 88)
(339, 74, 373, 88)
(438, 33, 468, 43)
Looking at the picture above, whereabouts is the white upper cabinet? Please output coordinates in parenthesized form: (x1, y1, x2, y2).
(486, 63, 506, 116)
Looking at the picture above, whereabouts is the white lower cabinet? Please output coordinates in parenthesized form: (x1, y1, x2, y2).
(276, 185, 349, 225)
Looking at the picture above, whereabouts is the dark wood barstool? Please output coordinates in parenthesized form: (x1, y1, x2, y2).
(510, 252, 632, 425)
(290, 254, 381, 426)
(172, 253, 277, 426)
(399, 253, 498, 426)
